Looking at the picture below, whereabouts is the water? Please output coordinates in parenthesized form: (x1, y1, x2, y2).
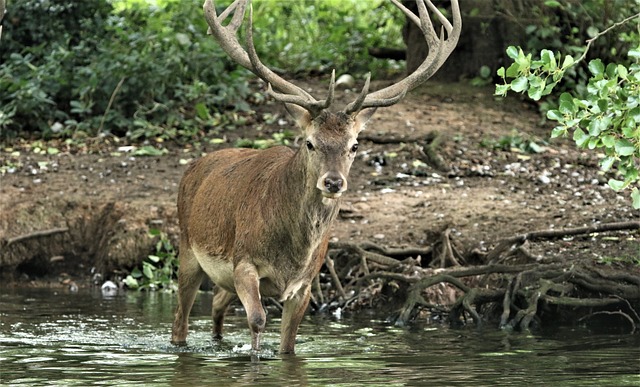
(1, 288, 638, 386)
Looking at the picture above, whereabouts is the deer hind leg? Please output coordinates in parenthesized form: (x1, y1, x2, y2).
(212, 288, 236, 340)
(279, 284, 312, 354)
(171, 249, 205, 345)
(233, 261, 266, 352)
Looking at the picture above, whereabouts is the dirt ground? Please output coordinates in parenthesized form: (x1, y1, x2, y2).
(1, 80, 638, 286)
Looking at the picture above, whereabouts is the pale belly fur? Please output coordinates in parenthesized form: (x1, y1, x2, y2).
(191, 245, 312, 302)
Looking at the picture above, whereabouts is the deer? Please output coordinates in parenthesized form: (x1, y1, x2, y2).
(171, 0, 461, 354)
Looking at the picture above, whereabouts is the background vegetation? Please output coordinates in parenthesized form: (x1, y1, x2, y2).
(0, 0, 402, 141)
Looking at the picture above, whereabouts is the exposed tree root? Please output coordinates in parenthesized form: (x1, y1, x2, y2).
(317, 221, 640, 333)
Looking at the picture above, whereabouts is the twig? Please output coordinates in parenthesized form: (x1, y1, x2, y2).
(6, 227, 69, 246)
(325, 255, 347, 299)
(578, 310, 637, 334)
(98, 77, 125, 133)
(575, 12, 640, 65)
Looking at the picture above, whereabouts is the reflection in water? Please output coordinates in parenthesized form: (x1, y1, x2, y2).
(1, 288, 639, 386)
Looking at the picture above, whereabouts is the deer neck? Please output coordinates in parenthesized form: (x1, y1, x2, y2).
(276, 147, 340, 230)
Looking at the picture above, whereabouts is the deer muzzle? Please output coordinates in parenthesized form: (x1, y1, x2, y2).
(318, 172, 347, 198)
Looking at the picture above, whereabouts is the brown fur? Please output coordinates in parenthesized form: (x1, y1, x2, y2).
(171, 109, 371, 353)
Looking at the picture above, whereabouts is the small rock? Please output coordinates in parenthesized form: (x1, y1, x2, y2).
(335, 74, 355, 89)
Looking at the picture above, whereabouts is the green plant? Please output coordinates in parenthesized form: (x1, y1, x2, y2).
(481, 131, 547, 154)
(235, 129, 297, 149)
(249, 0, 403, 76)
(124, 228, 178, 291)
(0, 0, 252, 141)
(495, 12, 640, 208)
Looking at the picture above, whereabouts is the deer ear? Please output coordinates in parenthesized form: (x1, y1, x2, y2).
(284, 103, 312, 129)
(352, 107, 377, 134)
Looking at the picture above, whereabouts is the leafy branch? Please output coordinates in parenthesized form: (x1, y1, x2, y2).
(495, 12, 640, 209)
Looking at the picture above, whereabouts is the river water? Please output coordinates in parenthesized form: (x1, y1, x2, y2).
(1, 288, 638, 386)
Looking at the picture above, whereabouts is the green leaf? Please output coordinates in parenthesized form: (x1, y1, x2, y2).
(133, 146, 168, 156)
(495, 84, 510, 96)
(561, 55, 574, 69)
(540, 49, 556, 70)
(608, 179, 626, 191)
(629, 107, 640, 123)
(601, 135, 615, 148)
(148, 255, 161, 263)
(195, 102, 210, 120)
(497, 67, 505, 78)
(597, 99, 608, 112)
(615, 139, 635, 156)
(551, 126, 566, 138)
(547, 109, 563, 121)
(600, 156, 615, 171)
(506, 46, 519, 60)
(573, 128, 589, 147)
(505, 62, 520, 78)
(544, 0, 562, 7)
(632, 188, 640, 209)
(124, 275, 139, 289)
(511, 76, 529, 92)
(515, 49, 531, 68)
(586, 26, 599, 38)
(588, 59, 605, 76)
(617, 65, 628, 79)
(588, 117, 609, 136)
(131, 267, 143, 279)
(143, 263, 154, 279)
(527, 81, 544, 100)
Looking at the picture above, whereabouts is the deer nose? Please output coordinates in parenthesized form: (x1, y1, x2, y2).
(324, 176, 344, 193)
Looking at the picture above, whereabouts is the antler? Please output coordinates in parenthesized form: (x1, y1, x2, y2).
(204, 0, 460, 117)
(344, 0, 461, 114)
(203, 0, 334, 116)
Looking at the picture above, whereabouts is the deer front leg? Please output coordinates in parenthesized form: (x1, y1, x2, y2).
(171, 249, 205, 345)
(279, 284, 312, 354)
(233, 261, 266, 351)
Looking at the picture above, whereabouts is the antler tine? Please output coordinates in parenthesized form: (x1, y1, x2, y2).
(204, 0, 340, 116)
(345, 0, 461, 113)
(344, 73, 371, 114)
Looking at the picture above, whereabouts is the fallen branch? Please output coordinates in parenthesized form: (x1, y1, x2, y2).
(486, 221, 640, 262)
(6, 227, 69, 246)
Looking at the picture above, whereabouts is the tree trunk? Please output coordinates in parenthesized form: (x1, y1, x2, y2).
(402, 0, 527, 81)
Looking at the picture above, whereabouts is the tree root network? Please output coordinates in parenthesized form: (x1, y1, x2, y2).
(309, 221, 640, 334)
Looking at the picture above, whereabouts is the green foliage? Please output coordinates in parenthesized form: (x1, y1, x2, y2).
(124, 228, 178, 291)
(235, 129, 297, 149)
(519, 0, 639, 91)
(496, 42, 640, 208)
(249, 0, 403, 76)
(0, 0, 404, 141)
(481, 130, 547, 154)
(0, 0, 251, 140)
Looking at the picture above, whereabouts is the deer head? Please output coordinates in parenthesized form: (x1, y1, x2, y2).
(202, 0, 461, 198)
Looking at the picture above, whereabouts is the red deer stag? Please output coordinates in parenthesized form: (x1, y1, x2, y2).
(171, 0, 461, 354)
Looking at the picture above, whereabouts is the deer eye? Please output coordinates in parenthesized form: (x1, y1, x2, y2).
(306, 140, 314, 151)
(350, 143, 359, 153)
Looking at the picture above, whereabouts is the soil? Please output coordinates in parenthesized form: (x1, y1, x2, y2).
(1, 80, 638, 295)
